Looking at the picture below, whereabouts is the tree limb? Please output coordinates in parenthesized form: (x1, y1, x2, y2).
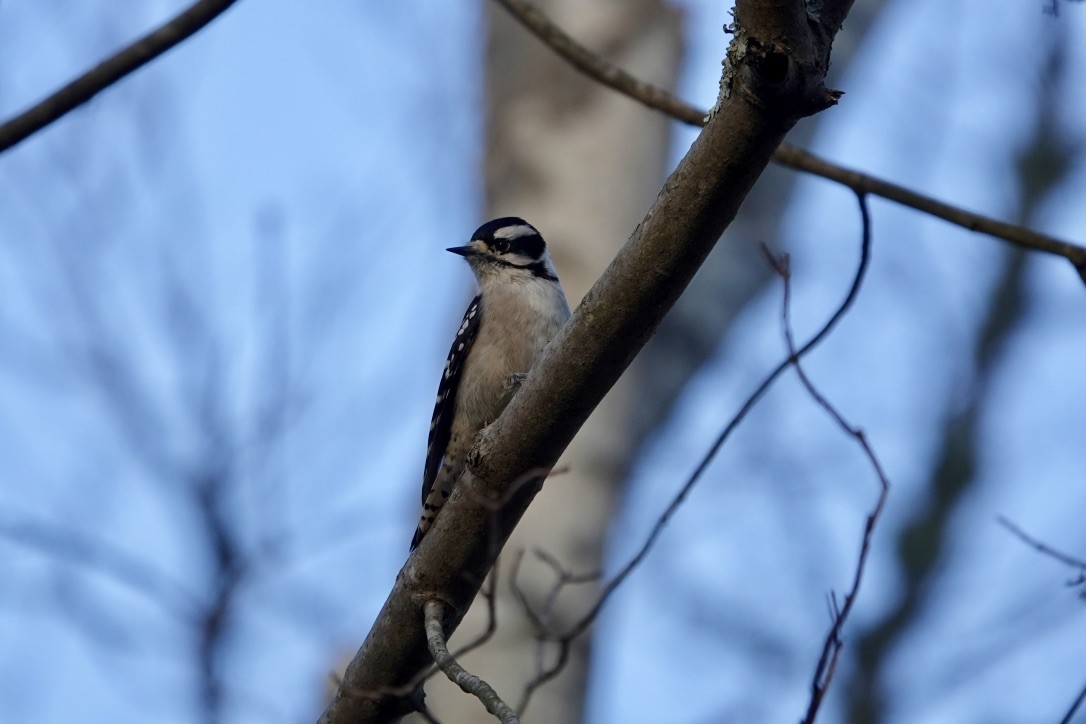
(491, 0, 1086, 283)
(320, 1, 855, 721)
(0, 0, 239, 155)
(423, 600, 519, 724)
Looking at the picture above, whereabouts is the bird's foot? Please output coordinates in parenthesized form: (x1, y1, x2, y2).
(500, 372, 528, 404)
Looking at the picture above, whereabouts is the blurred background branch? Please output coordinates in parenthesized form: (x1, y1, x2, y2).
(0, 0, 239, 154)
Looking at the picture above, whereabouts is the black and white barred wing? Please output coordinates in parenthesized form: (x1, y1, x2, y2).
(421, 294, 481, 505)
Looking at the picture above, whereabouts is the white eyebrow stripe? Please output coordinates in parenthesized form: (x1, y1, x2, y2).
(493, 224, 537, 240)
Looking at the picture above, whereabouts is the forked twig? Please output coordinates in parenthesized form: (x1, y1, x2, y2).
(760, 199, 891, 723)
(508, 548, 599, 715)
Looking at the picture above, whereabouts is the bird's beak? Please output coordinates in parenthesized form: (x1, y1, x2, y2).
(446, 245, 477, 257)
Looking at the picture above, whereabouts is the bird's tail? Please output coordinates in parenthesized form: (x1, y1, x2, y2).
(410, 486, 446, 551)
(410, 522, 427, 551)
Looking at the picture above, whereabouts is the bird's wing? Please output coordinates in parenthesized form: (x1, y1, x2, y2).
(421, 294, 481, 505)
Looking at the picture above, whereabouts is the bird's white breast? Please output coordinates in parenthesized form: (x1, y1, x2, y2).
(454, 274, 570, 430)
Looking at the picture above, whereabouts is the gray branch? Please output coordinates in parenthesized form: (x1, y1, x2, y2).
(423, 601, 519, 724)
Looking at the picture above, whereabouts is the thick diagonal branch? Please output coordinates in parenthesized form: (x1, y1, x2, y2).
(0, 0, 239, 154)
(320, 3, 853, 721)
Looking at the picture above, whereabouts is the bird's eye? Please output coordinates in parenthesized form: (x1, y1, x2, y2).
(493, 240, 511, 254)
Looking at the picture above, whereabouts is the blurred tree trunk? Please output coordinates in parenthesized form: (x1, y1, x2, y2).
(422, 1, 682, 722)
(847, 29, 1073, 724)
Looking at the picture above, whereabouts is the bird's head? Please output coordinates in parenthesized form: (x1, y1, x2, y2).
(447, 217, 559, 284)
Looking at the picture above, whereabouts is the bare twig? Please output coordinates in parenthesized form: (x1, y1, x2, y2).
(491, 0, 1086, 282)
(424, 600, 520, 724)
(508, 549, 597, 715)
(492, 0, 703, 125)
(0, 0, 239, 154)
(532, 547, 600, 586)
(1060, 678, 1086, 724)
(761, 196, 891, 724)
(998, 517, 1086, 572)
(518, 638, 570, 716)
(998, 516, 1086, 597)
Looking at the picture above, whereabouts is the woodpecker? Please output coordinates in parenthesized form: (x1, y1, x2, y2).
(411, 217, 571, 551)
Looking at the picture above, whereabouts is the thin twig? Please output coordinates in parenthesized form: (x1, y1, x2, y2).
(518, 638, 570, 715)
(509, 549, 595, 715)
(998, 517, 1086, 572)
(424, 600, 520, 724)
(534, 548, 601, 596)
(0, 0, 239, 154)
(491, 0, 1086, 282)
(492, 0, 703, 125)
(998, 516, 1086, 598)
(761, 197, 891, 723)
(1060, 678, 1086, 724)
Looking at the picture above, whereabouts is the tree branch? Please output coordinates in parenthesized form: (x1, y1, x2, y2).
(998, 517, 1086, 572)
(759, 203, 891, 724)
(508, 550, 596, 715)
(491, 0, 1086, 283)
(0, 0, 239, 155)
(320, 2, 856, 720)
(998, 516, 1086, 597)
(423, 600, 519, 724)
